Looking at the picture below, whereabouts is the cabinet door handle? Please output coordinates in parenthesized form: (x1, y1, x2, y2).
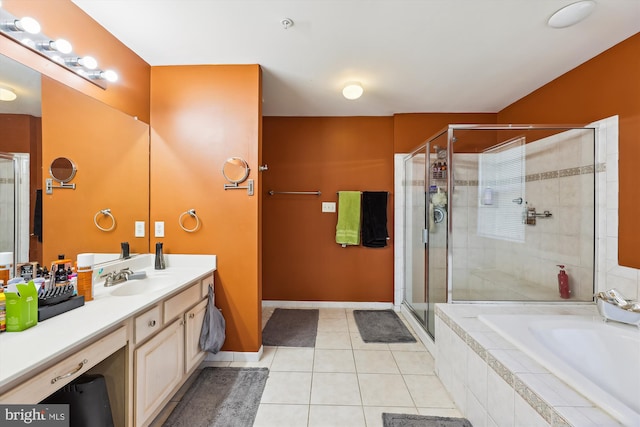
(51, 359, 88, 384)
(189, 313, 195, 319)
(148, 320, 157, 327)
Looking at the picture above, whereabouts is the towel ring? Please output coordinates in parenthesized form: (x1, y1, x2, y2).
(179, 209, 201, 233)
(94, 208, 116, 232)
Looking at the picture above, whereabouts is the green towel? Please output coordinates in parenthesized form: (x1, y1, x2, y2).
(336, 191, 361, 245)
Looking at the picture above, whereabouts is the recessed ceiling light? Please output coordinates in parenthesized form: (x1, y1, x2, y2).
(342, 82, 363, 100)
(548, 1, 596, 28)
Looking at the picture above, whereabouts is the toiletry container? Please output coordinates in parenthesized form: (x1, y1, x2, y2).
(0, 288, 5, 332)
(0, 252, 13, 286)
(76, 254, 94, 302)
(557, 265, 570, 299)
(155, 243, 166, 270)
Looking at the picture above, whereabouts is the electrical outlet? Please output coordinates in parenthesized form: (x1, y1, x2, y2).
(135, 221, 145, 237)
(154, 221, 165, 237)
(322, 202, 336, 213)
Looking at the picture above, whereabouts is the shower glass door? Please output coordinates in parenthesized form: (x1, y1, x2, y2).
(404, 130, 450, 339)
(404, 146, 428, 326)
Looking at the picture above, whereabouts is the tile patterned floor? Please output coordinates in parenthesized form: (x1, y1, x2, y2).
(151, 307, 461, 427)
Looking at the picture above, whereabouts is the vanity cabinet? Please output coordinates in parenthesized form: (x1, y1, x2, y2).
(134, 318, 184, 426)
(133, 278, 212, 427)
(0, 326, 127, 404)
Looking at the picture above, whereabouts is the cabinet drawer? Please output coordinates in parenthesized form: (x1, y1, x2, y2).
(163, 283, 201, 323)
(0, 326, 127, 404)
(201, 273, 214, 298)
(134, 305, 161, 345)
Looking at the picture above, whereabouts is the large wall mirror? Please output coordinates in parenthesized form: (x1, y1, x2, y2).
(0, 53, 150, 270)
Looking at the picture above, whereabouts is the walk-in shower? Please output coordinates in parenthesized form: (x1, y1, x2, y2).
(402, 125, 596, 338)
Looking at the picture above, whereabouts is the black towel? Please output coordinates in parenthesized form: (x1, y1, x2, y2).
(34, 189, 42, 242)
(361, 191, 388, 248)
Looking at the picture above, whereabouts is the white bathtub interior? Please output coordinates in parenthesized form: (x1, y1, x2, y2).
(479, 314, 640, 426)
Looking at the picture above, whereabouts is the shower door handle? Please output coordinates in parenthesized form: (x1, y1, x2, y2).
(422, 229, 429, 244)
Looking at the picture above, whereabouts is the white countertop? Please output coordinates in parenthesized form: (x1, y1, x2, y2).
(0, 254, 216, 392)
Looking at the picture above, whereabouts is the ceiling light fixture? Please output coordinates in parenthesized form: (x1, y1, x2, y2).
(0, 86, 17, 102)
(342, 82, 364, 100)
(1, 16, 41, 34)
(0, 7, 117, 90)
(37, 38, 73, 54)
(548, 0, 596, 28)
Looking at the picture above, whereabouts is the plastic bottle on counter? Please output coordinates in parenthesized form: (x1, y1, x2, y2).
(77, 253, 94, 302)
(0, 252, 12, 287)
(0, 287, 6, 332)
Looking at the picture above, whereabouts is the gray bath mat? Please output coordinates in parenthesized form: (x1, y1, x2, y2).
(262, 308, 319, 347)
(383, 413, 473, 427)
(163, 367, 268, 427)
(353, 309, 417, 343)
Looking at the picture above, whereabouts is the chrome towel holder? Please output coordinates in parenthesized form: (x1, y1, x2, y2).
(94, 208, 116, 232)
(179, 209, 201, 233)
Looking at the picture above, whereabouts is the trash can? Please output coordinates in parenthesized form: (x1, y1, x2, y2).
(42, 374, 114, 427)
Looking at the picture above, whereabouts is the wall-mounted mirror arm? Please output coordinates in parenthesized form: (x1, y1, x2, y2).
(45, 179, 75, 193)
(222, 157, 254, 196)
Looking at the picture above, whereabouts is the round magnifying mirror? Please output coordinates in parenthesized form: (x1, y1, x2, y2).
(49, 157, 77, 183)
(222, 157, 250, 184)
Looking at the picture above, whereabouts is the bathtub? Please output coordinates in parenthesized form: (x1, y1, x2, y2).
(478, 314, 640, 426)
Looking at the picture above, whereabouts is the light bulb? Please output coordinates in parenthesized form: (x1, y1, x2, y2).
(342, 82, 364, 100)
(15, 17, 40, 34)
(79, 56, 97, 70)
(52, 38, 72, 54)
(102, 70, 118, 82)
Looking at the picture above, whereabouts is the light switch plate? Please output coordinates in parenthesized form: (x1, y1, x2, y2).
(154, 221, 165, 237)
(135, 221, 145, 237)
(322, 202, 336, 213)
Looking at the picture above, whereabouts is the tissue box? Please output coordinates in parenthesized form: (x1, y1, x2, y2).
(6, 282, 38, 332)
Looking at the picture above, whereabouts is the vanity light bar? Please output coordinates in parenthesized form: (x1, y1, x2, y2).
(0, 7, 118, 89)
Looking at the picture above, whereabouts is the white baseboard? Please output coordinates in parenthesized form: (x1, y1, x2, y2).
(262, 300, 395, 310)
(204, 345, 264, 362)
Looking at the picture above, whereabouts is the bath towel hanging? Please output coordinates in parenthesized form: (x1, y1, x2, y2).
(335, 191, 361, 246)
(361, 191, 389, 248)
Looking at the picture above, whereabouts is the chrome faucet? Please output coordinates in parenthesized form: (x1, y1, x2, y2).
(101, 268, 133, 287)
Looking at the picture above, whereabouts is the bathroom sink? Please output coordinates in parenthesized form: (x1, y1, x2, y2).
(110, 281, 154, 296)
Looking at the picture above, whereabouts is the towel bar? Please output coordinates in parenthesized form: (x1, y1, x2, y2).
(268, 190, 321, 196)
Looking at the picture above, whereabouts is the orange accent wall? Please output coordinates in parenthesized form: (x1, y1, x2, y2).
(393, 113, 497, 153)
(262, 117, 395, 302)
(498, 32, 640, 269)
(1, 0, 150, 122)
(150, 65, 262, 352)
(41, 77, 150, 265)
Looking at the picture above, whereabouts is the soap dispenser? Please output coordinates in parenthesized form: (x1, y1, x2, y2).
(155, 242, 166, 270)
